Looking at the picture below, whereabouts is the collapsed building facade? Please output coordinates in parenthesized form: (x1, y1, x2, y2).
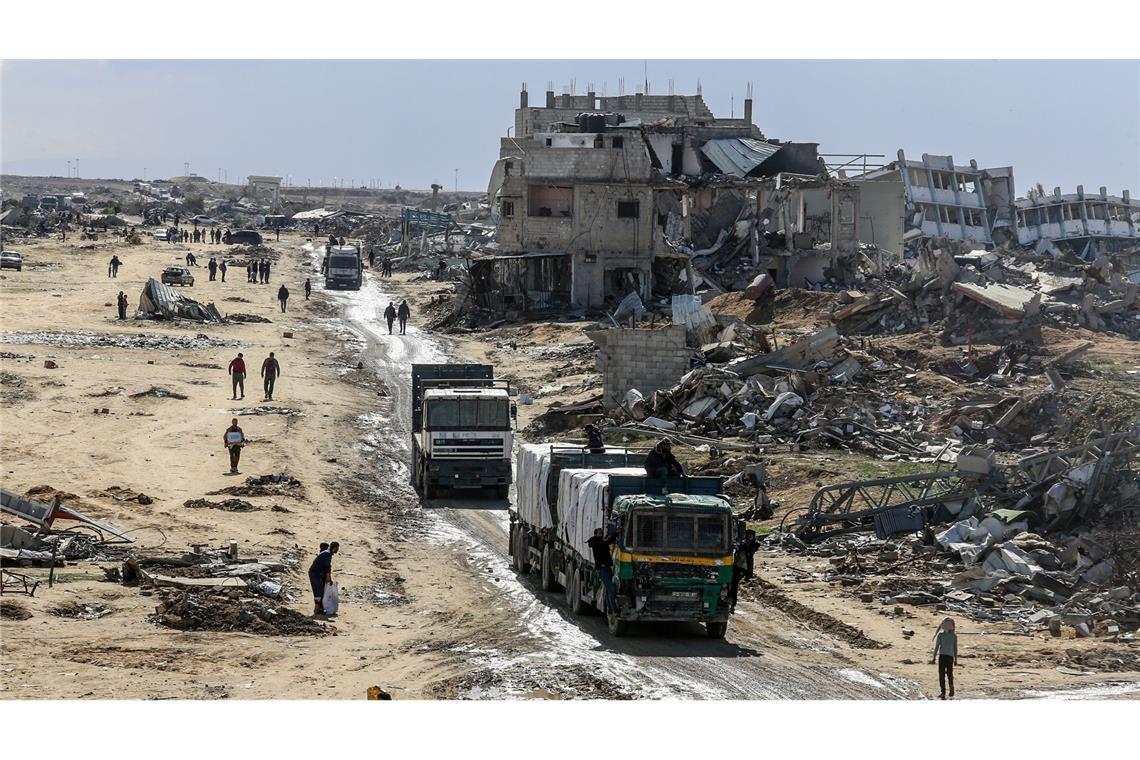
(479, 87, 863, 313)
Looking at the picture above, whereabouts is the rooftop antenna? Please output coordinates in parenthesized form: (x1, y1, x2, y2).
(731, 93, 734, 118)
(619, 77, 625, 96)
(602, 81, 608, 97)
(668, 78, 675, 96)
(643, 60, 648, 96)
(571, 78, 576, 95)
(696, 79, 702, 96)
(747, 80, 753, 99)
(547, 80, 553, 92)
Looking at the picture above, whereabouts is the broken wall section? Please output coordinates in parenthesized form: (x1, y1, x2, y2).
(588, 326, 690, 410)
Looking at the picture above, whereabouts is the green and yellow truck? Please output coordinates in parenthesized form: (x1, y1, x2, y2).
(510, 443, 739, 637)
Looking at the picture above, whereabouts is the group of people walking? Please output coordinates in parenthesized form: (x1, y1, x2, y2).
(247, 258, 272, 283)
(226, 351, 282, 402)
(383, 300, 411, 335)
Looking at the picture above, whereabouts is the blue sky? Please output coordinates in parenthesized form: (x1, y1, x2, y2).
(2, 59, 1137, 195)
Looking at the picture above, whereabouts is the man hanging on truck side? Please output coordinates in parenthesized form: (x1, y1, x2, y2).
(587, 526, 619, 613)
(644, 439, 684, 479)
(729, 529, 761, 611)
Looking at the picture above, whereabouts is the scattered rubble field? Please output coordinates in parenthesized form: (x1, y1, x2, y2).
(430, 664, 634, 700)
(1, 600, 33, 620)
(151, 590, 333, 636)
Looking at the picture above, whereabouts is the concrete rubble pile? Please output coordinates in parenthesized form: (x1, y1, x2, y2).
(832, 244, 1140, 341)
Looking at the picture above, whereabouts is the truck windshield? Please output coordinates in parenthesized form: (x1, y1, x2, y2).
(329, 256, 358, 272)
(631, 512, 728, 553)
(426, 398, 509, 430)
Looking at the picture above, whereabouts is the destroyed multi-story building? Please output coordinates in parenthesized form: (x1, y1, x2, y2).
(1013, 186, 1139, 259)
(852, 150, 1017, 256)
(479, 86, 858, 312)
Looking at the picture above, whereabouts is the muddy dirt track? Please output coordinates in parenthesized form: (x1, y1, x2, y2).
(316, 245, 915, 699)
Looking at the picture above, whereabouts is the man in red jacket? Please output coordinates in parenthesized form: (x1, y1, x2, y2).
(228, 352, 246, 400)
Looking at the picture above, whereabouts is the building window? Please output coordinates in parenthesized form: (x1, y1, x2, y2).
(527, 185, 573, 217)
(502, 201, 514, 217)
(617, 200, 639, 219)
(612, 136, 624, 149)
(545, 138, 553, 147)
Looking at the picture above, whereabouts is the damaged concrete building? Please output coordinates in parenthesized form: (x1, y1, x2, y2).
(1013, 186, 1139, 259)
(480, 85, 855, 312)
(852, 150, 1017, 257)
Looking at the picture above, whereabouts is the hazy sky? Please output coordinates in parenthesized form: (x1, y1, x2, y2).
(2, 59, 1137, 195)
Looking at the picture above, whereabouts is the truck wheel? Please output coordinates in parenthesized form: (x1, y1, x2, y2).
(566, 567, 587, 616)
(607, 613, 629, 637)
(514, 529, 531, 574)
(705, 621, 728, 639)
(541, 545, 558, 592)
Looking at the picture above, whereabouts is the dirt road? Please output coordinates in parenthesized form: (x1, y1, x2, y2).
(314, 243, 916, 699)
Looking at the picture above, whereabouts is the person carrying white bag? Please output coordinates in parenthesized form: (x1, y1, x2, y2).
(307, 541, 340, 616)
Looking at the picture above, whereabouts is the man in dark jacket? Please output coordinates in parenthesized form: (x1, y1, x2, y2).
(585, 423, 605, 453)
(384, 302, 397, 335)
(116, 291, 128, 320)
(307, 541, 339, 615)
(397, 300, 410, 334)
(729, 529, 761, 611)
(277, 284, 289, 313)
(644, 439, 684, 479)
(223, 417, 245, 474)
(304, 278, 311, 300)
(586, 527, 618, 613)
(261, 352, 281, 401)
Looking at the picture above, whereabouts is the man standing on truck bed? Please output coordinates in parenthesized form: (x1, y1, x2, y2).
(587, 527, 618, 613)
(261, 351, 281, 401)
(645, 439, 684, 478)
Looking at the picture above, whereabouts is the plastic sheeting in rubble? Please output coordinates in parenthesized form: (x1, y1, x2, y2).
(138, 278, 222, 322)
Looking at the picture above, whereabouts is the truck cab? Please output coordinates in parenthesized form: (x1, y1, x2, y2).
(411, 364, 514, 498)
(607, 490, 736, 637)
(322, 244, 363, 290)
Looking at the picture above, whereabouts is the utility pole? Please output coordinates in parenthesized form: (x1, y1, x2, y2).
(143, 167, 147, 181)
(454, 168, 459, 193)
(75, 158, 80, 178)
(67, 160, 71, 178)
(184, 162, 189, 176)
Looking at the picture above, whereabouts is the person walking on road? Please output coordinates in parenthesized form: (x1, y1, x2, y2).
(108, 255, 122, 278)
(219, 260, 227, 282)
(304, 278, 312, 300)
(223, 417, 245, 474)
(116, 291, 128, 320)
(264, 260, 271, 284)
(384, 302, 397, 335)
(261, 352, 281, 401)
(228, 352, 246, 400)
(397, 299, 410, 335)
(368, 248, 375, 269)
(932, 617, 958, 699)
(587, 527, 618, 613)
(247, 260, 256, 283)
(308, 541, 339, 616)
(728, 529, 760, 611)
(208, 257, 218, 281)
(277, 284, 290, 313)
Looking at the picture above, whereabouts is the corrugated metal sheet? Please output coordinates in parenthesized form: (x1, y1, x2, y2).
(700, 138, 781, 177)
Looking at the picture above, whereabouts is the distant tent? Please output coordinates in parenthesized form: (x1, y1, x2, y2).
(137, 277, 222, 322)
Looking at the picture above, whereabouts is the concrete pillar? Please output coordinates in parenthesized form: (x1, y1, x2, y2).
(520, 88, 528, 108)
(560, 93, 571, 108)
(545, 90, 555, 109)
(635, 93, 643, 111)
(744, 97, 753, 124)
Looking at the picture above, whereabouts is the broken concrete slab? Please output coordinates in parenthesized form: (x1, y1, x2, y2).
(951, 281, 1041, 319)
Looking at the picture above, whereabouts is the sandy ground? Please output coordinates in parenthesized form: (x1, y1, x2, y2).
(2, 228, 1137, 700)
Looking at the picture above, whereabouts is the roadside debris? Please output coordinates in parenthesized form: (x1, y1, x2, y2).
(137, 278, 222, 322)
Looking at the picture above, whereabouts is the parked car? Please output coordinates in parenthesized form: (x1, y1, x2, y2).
(153, 229, 170, 241)
(225, 229, 263, 245)
(160, 266, 194, 287)
(192, 215, 220, 226)
(0, 251, 23, 271)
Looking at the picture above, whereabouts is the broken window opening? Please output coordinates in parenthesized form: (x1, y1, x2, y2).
(502, 201, 515, 218)
(612, 136, 624, 149)
(527, 185, 573, 218)
(617, 200, 640, 219)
